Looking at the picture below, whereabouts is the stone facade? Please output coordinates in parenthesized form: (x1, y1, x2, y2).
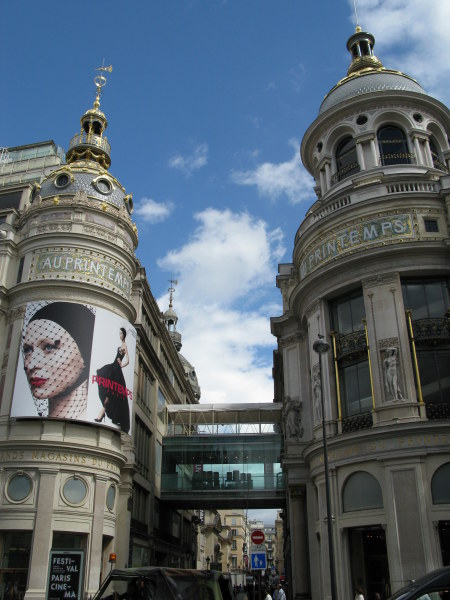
(271, 26, 450, 600)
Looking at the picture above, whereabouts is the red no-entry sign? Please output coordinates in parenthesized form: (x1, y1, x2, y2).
(251, 530, 265, 545)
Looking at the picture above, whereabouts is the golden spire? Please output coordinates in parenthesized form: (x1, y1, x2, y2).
(66, 63, 113, 169)
(93, 64, 113, 111)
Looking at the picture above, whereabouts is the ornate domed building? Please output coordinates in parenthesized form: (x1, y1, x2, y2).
(272, 26, 450, 600)
(0, 70, 199, 600)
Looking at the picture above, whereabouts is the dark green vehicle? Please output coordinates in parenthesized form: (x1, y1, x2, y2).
(388, 567, 450, 600)
(93, 567, 235, 600)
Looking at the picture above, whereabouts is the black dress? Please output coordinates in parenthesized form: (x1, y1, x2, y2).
(96, 347, 130, 433)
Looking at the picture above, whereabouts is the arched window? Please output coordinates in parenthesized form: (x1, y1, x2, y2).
(431, 463, 450, 504)
(342, 471, 383, 512)
(378, 125, 412, 166)
(332, 137, 359, 183)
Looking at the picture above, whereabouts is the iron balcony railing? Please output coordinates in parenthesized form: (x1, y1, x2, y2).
(410, 314, 450, 345)
(379, 152, 416, 166)
(333, 329, 367, 361)
(330, 161, 360, 184)
(68, 132, 111, 155)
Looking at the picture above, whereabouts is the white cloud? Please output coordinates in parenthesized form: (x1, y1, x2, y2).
(168, 142, 209, 177)
(157, 208, 285, 404)
(158, 208, 285, 305)
(230, 140, 314, 204)
(134, 197, 174, 224)
(353, 0, 450, 105)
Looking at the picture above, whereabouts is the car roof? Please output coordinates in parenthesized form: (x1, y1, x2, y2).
(389, 567, 450, 600)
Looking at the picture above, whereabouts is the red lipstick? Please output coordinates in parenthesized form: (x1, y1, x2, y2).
(30, 377, 47, 387)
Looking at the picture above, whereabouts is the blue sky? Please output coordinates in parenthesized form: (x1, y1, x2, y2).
(2, 0, 449, 419)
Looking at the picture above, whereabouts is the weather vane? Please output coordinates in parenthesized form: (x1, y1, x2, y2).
(93, 61, 113, 108)
(168, 278, 178, 308)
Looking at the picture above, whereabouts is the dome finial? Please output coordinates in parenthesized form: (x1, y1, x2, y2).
(353, 0, 361, 31)
(168, 277, 178, 309)
(164, 278, 182, 351)
(66, 63, 113, 168)
(93, 63, 113, 110)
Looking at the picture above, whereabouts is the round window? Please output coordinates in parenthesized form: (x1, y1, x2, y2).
(63, 477, 87, 505)
(55, 173, 70, 188)
(413, 113, 423, 123)
(356, 115, 368, 125)
(106, 484, 116, 511)
(94, 178, 112, 194)
(7, 473, 32, 502)
(316, 142, 323, 152)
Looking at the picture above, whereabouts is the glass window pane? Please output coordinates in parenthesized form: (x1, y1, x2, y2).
(62, 478, 87, 504)
(425, 283, 447, 318)
(350, 296, 365, 330)
(431, 463, 450, 504)
(343, 471, 383, 511)
(340, 361, 371, 416)
(7, 474, 32, 501)
(403, 283, 427, 318)
(106, 484, 116, 511)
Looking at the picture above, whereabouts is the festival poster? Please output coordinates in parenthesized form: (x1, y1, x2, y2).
(11, 301, 136, 435)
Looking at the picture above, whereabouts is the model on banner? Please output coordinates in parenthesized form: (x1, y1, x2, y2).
(22, 302, 95, 419)
(94, 327, 130, 433)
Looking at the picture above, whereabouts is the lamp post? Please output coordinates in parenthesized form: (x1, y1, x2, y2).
(206, 556, 210, 571)
(313, 334, 337, 600)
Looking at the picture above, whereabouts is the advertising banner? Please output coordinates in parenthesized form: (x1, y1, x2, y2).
(46, 550, 84, 600)
(11, 301, 136, 435)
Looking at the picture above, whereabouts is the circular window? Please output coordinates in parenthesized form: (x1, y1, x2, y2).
(413, 113, 423, 123)
(7, 473, 32, 502)
(93, 178, 112, 195)
(356, 115, 368, 125)
(62, 477, 87, 505)
(55, 173, 70, 188)
(316, 142, 323, 153)
(106, 484, 116, 511)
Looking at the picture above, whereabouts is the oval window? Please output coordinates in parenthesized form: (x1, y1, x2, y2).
(94, 178, 112, 195)
(63, 477, 87, 505)
(7, 473, 32, 502)
(55, 173, 70, 188)
(106, 484, 116, 511)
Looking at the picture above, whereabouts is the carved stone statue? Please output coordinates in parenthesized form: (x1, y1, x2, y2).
(383, 347, 404, 401)
(312, 369, 322, 424)
(284, 396, 303, 440)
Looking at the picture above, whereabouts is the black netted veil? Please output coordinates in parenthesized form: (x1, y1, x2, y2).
(29, 302, 95, 379)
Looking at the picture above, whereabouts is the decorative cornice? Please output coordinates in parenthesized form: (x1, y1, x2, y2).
(362, 273, 399, 288)
(279, 332, 306, 349)
(305, 299, 321, 319)
(378, 337, 399, 349)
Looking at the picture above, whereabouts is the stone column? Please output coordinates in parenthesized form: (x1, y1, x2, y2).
(86, 474, 108, 595)
(413, 136, 423, 165)
(288, 486, 310, 599)
(426, 140, 435, 167)
(324, 161, 331, 190)
(319, 169, 326, 195)
(355, 141, 365, 170)
(369, 138, 378, 167)
(25, 469, 58, 600)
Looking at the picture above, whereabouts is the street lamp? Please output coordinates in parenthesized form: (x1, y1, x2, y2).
(313, 334, 337, 600)
(206, 556, 210, 571)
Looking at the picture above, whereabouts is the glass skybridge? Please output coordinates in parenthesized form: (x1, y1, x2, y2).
(161, 403, 285, 509)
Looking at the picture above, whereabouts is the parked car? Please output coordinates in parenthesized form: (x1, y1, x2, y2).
(388, 567, 450, 600)
(93, 567, 235, 600)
